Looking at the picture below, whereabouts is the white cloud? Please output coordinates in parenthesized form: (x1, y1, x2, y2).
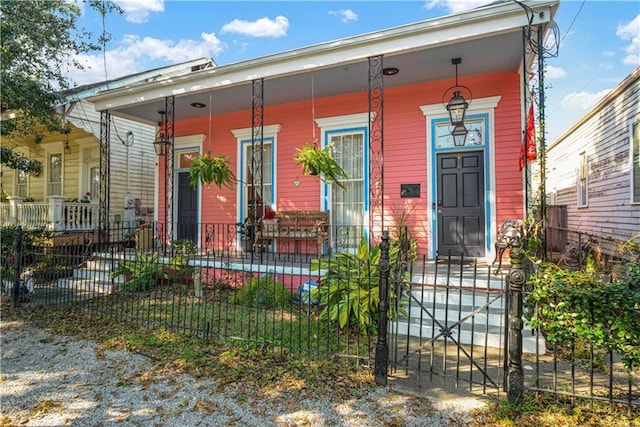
(545, 65, 566, 79)
(547, 88, 611, 141)
(329, 9, 358, 23)
(115, 0, 164, 23)
(220, 16, 289, 38)
(559, 89, 611, 111)
(424, 0, 487, 14)
(601, 50, 615, 58)
(69, 32, 226, 85)
(616, 14, 640, 66)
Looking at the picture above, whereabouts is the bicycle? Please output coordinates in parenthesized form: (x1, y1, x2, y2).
(558, 238, 594, 269)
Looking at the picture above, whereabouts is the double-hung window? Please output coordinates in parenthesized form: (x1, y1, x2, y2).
(49, 153, 62, 196)
(316, 113, 369, 253)
(16, 169, 28, 198)
(632, 119, 640, 203)
(577, 152, 588, 207)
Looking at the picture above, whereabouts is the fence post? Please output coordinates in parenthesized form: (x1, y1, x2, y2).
(11, 226, 24, 308)
(375, 230, 391, 385)
(7, 196, 23, 226)
(508, 234, 525, 403)
(48, 195, 65, 232)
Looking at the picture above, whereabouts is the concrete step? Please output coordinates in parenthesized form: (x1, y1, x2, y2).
(395, 285, 545, 354)
(73, 268, 112, 281)
(57, 277, 113, 294)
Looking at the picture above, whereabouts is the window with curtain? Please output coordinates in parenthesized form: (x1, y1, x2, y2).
(577, 151, 588, 206)
(49, 153, 62, 196)
(633, 120, 639, 203)
(330, 131, 364, 249)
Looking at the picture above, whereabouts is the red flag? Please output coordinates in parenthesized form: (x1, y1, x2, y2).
(520, 103, 537, 171)
(526, 103, 537, 161)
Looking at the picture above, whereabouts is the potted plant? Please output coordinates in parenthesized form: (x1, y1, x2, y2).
(294, 142, 348, 190)
(189, 153, 236, 189)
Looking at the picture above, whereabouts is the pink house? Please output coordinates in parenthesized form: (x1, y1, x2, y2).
(89, 0, 559, 261)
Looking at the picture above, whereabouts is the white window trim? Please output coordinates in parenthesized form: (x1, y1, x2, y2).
(315, 112, 376, 252)
(630, 114, 640, 205)
(12, 147, 30, 198)
(315, 113, 371, 218)
(48, 153, 63, 197)
(577, 151, 588, 207)
(315, 112, 373, 131)
(15, 169, 28, 198)
(420, 96, 501, 261)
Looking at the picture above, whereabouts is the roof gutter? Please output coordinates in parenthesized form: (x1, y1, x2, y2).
(88, 0, 557, 112)
(548, 66, 640, 150)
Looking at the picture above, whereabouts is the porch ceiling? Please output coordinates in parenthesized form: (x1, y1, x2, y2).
(91, 0, 558, 125)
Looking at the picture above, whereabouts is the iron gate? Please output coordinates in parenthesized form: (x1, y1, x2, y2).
(388, 249, 510, 394)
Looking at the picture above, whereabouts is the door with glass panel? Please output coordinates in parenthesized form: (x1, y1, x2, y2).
(328, 131, 365, 252)
(175, 151, 199, 243)
(241, 141, 273, 247)
(433, 118, 486, 258)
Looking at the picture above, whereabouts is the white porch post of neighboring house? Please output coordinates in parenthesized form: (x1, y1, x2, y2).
(7, 196, 24, 226)
(48, 196, 65, 232)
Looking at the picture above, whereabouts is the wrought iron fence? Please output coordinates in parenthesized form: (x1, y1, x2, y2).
(1, 222, 638, 410)
(528, 227, 639, 409)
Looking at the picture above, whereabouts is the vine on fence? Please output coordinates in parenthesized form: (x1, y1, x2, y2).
(526, 260, 640, 370)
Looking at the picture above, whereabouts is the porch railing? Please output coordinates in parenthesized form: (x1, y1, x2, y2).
(0, 196, 99, 232)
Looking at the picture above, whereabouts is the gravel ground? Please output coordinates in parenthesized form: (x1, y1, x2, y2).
(0, 318, 487, 426)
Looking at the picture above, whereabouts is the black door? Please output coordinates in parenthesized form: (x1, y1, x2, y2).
(177, 172, 198, 243)
(436, 151, 485, 257)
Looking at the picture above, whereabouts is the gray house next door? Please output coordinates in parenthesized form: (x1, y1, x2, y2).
(436, 150, 485, 258)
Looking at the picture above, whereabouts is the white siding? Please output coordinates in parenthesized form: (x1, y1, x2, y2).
(68, 101, 156, 225)
(546, 70, 640, 242)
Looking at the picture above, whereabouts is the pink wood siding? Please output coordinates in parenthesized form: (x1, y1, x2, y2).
(170, 70, 524, 256)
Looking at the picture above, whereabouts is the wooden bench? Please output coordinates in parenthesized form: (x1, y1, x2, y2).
(255, 211, 330, 255)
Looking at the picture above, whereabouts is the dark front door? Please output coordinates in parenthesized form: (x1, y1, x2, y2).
(436, 151, 485, 257)
(177, 172, 198, 243)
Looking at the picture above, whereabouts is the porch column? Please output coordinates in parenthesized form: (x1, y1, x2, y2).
(368, 55, 384, 245)
(164, 95, 175, 251)
(48, 196, 65, 232)
(7, 196, 24, 226)
(99, 110, 111, 246)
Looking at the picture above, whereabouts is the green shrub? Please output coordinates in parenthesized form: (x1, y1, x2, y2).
(310, 237, 409, 334)
(166, 239, 196, 284)
(526, 260, 640, 370)
(110, 251, 167, 292)
(231, 274, 290, 309)
(0, 225, 53, 282)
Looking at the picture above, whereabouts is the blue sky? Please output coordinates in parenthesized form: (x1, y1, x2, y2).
(74, 0, 640, 143)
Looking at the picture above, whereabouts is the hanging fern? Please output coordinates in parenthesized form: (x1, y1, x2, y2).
(294, 142, 348, 190)
(188, 153, 236, 189)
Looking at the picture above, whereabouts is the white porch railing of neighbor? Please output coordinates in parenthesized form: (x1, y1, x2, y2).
(1, 196, 99, 232)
